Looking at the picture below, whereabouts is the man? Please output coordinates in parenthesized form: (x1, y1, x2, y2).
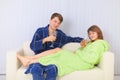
(30, 13, 83, 55)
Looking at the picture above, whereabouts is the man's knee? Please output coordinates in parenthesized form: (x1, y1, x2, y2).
(45, 64, 58, 77)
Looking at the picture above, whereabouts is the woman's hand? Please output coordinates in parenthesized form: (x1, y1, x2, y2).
(80, 39, 89, 48)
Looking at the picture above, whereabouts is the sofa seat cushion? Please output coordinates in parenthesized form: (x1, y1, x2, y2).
(16, 67, 33, 80)
(16, 66, 104, 80)
(59, 67, 104, 80)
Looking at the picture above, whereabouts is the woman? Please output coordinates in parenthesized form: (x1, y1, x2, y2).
(17, 25, 110, 78)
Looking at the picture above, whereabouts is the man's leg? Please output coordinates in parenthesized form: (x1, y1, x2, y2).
(25, 63, 45, 80)
(45, 64, 58, 80)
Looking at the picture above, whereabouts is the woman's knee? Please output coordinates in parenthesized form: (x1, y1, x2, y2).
(55, 48, 61, 51)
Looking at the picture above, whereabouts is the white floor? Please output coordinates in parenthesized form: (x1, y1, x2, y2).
(0, 75, 120, 80)
(114, 76, 120, 80)
(0, 75, 6, 80)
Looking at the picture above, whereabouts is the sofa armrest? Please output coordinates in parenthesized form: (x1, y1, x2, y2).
(98, 51, 114, 80)
(6, 49, 24, 80)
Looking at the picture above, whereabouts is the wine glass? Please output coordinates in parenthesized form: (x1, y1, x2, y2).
(50, 31, 57, 48)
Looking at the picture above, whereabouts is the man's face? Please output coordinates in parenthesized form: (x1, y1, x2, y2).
(49, 17, 61, 31)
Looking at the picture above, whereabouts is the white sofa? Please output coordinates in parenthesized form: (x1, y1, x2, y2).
(6, 41, 114, 80)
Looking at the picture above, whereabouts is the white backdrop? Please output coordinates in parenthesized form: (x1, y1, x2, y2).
(0, 0, 120, 74)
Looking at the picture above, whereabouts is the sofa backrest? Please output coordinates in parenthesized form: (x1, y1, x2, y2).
(22, 41, 34, 56)
(62, 42, 80, 52)
(22, 42, 81, 56)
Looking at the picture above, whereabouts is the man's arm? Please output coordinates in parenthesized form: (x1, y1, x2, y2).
(30, 28, 44, 52)
(59, 30, 84, 45)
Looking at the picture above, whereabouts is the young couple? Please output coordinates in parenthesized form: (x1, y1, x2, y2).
(17, 13, 110, 80)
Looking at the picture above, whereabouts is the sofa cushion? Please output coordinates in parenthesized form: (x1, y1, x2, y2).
(62, 42, 80, 52)
(16, 66, 60, 80)
(22, 42, 80, 56)
(16, 67, 33, 80)
(59, 67, 104, 80)
(16, 67, 104, 80)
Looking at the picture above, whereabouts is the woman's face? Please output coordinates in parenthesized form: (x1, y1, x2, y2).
(49, 17, 61, 31)
(88, 31, 98, 41)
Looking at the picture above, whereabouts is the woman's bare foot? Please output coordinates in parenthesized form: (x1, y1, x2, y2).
(17, 53, 30, 67)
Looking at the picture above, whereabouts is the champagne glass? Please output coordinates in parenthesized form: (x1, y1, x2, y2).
(84, 35, 90, 45)
(81, 35, 89, 48)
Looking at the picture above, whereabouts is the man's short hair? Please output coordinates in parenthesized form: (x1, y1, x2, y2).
(51, 13, 63, 23)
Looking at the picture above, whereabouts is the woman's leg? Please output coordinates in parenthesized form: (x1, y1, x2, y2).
(17, 48, 62, 67)
(17, 53, 30, 67)
(26, 48, 61, 60)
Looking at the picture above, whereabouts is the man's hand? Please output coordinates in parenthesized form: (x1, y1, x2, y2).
(42, 35, 56, 44)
